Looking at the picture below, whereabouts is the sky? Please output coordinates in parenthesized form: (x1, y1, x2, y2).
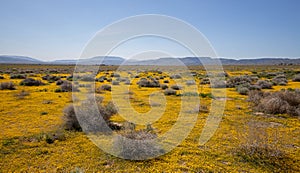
(0, 0, 299, 60)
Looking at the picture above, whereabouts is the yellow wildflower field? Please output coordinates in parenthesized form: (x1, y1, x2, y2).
(0, 65, 299, 172)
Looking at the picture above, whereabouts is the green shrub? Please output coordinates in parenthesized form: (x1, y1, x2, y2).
(170, 84, 182, 90)
(256, 80, 273, 89)
(124, 80, 131, 85)
(112, 80, 120, 85)
(54, 88, 63, 92)
(210, 79, 226, 88)
(164, 89, 176, 95)
(55, 80, 64, 85)
(40, 111, 48, 115)
(56, 81, 79, 92)
(258, 72, 278, 79)
(200, 93, 214, 98)
(100, 84, 112, 91)
(20, 78, 44, 86)
(179, 92, 199, 96)
(237, 86, 250, 95)
(272, 75, 288, 86)
(186, 80, 196, 85)
(110, 73, 120, 77)
(96, 77, 105, 82)
(248, 84, 262, 91)
(137, 78, 160, 88)
(200, 78, 210, 85)
(170, 74, 182, 79)
(42, 75, 61, 82)
(292, 74, 300, 82)
(80, 74, 94, 81)
(226, 75, 254, 88)
(63, 104, 81, 131)
(10, 74, 26, 79)
(160, 84, 168, 90)
(117, 77, 128, 82)
(67, 75, 73, 81)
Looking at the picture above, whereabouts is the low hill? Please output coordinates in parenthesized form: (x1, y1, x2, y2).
(0, 55, 42, 64)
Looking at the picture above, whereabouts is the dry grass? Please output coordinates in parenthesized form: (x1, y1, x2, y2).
(63, 96, 117, 132)
(248, 90, 300, 116)
(14, 90, 30, 99)
(236, 121, 292, 172)
(114, 129, 164, 160)
(0, 81, 16, 90)
(63, 104, 82, 131)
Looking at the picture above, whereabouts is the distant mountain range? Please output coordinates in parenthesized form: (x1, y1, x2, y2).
(1, 55, 300, 65)
(0, 55, 43, 64)
(52, 56, 124, 65)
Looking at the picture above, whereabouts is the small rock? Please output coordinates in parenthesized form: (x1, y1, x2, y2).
(253, 112, 264, 116)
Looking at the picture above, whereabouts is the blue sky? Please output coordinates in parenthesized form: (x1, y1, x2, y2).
(0, 0, 299, 60)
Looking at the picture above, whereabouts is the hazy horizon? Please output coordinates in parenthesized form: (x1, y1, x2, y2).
(1, 54, 300, 62)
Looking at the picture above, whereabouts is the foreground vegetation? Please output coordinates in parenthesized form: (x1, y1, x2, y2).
(0, 64, 299, 172)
